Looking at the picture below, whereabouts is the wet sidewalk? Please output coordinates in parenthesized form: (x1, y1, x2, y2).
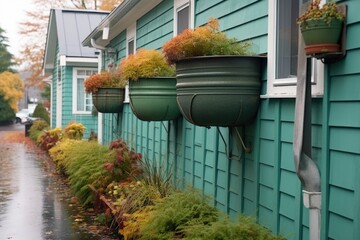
(0, 127, 116, 240)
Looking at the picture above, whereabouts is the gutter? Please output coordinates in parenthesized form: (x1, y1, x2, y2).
(82, 0, 140, 47)
(91, 38, 107, 50)
(293, 30, 321, 240)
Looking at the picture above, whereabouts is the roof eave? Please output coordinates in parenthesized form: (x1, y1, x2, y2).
(82, 0, 162, 48)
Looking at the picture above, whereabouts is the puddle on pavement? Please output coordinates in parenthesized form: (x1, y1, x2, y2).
(0, 142, 116, 240)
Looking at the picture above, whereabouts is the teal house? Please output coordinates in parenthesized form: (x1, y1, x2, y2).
(82, 0, 359, 239)
(43, 8, 108, 138)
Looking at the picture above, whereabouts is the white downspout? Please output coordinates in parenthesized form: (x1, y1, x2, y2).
(90, 38, 106, 144)
(293, 28, 321, 240)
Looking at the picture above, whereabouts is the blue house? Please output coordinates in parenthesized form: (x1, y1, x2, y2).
(82, 1, 360, 239)
(43, 8, 108, 139)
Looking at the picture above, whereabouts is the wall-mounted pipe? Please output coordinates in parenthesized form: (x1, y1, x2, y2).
(293, 30, 321, 240)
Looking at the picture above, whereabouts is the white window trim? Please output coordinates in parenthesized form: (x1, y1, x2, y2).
(173, 0, 195, 36)
(124, 23, 137, 103)
(72, 67, 97, 115)
(174, 0, 194, 35)
(265, 0, 324, 98)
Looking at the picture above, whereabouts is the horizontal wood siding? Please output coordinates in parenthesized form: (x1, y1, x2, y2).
(110, 30, 126, 63)
(326, 1, 360, 238)
(196, 0, 268, 54)
(60, 66, 98, 139)
(136, 0, 173, 50)
(99, 0, 360, 239)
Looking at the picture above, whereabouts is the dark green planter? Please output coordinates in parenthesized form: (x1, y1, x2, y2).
(129, 77, 180, 121)
(176, 56, 264, 127)
(300, 18, 343, 55)
(92, 88, 124, 113)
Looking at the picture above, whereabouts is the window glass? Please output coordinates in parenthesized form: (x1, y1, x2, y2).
(77, 78, 85, 111)
(128, 39, 135, 55)
(177, 5, 189, 34)
(74, 69, 97, 113)
(276, 0, 300, 79)
(266, 0, 323, 97)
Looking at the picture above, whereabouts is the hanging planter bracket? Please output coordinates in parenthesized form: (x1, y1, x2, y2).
(234, 127, 251, 154)
(311, 4, 347, 64)
(216, 127, 251, 161)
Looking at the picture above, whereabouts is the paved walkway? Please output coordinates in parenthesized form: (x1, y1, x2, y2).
(0, 124, 116, 240)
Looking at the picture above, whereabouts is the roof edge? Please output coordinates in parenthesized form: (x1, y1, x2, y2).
(82, 0, 140, 48)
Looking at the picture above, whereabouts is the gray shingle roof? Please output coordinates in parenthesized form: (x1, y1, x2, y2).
(55, 9, 108, 57)
(44, 8, 108, 72)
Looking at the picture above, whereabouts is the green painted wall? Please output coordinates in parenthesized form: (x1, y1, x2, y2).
(60, 66, 98, 139)
(51, 43, 98, 139)
(51, 45, 59, 128)
(102, 30, 127, 145)
(100, 0, 360, 239)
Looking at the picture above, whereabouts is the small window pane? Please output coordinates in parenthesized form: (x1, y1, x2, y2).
(276, 0, 300, 79)
(128, 40, 135, 55)
(77, 70, 85, 75)
(75, 70, 95, 113)
(177, 6, 189, 34)
(77, 78, 85, 111)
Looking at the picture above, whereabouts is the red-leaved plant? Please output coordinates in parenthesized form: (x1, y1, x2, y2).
(104, 139, 143, 183)
(84, 70, 125, 94)
(162, 18, 252, 64)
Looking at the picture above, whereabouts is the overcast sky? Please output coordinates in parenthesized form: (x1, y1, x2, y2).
(0, 0, 34, 56)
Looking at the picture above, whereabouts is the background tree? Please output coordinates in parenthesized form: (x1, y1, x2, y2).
(0, 96, 16, 123)
(0, 29, 20, 123)
(17, 0, 123, 88)
(0, 71, 24, 122)
(0, 27, 14, 72)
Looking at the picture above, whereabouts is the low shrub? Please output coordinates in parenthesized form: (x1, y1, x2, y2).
(32, 103, 50, 124)
(49, 139, 114, 206)
(64, 122, 86, 140)
(104, 139, 143, 183)
(137, 158, 174, 198)
(37, 127, 62, 151)
(139, 189, 218, 240)
(28, 119, 49, 141)
(104, 158, 174, 237)
(184, 216, 286, 240)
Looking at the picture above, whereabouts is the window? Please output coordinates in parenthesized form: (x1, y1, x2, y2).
(73, 68, 97, 114)
(267, 0, 324, 97)
(124, 23, 137, 102)
(174, 0, 194, 35)
(128, 39, 135, 55)
(127, 23, 136, 56)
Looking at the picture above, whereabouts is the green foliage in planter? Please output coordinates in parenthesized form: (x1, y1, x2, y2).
(162, 18, 252, 64)
(297, 0, 345, 26)
(32, 103, 50, 124)
(28, 119, 49, 141)
(119, 49, 175, 81)
(49, 139, 114, 206)
(63, 122, 86, 140)
(139, 189, 219, 240)
(183, 216, 286, 240)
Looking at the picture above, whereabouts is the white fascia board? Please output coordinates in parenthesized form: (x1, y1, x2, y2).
(102, 26, 109, 40)
(61, 56, 99, 67)
(65, 57, 98, 64)
(59, 55, 66, 66)
(83, 0, 162, 48)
